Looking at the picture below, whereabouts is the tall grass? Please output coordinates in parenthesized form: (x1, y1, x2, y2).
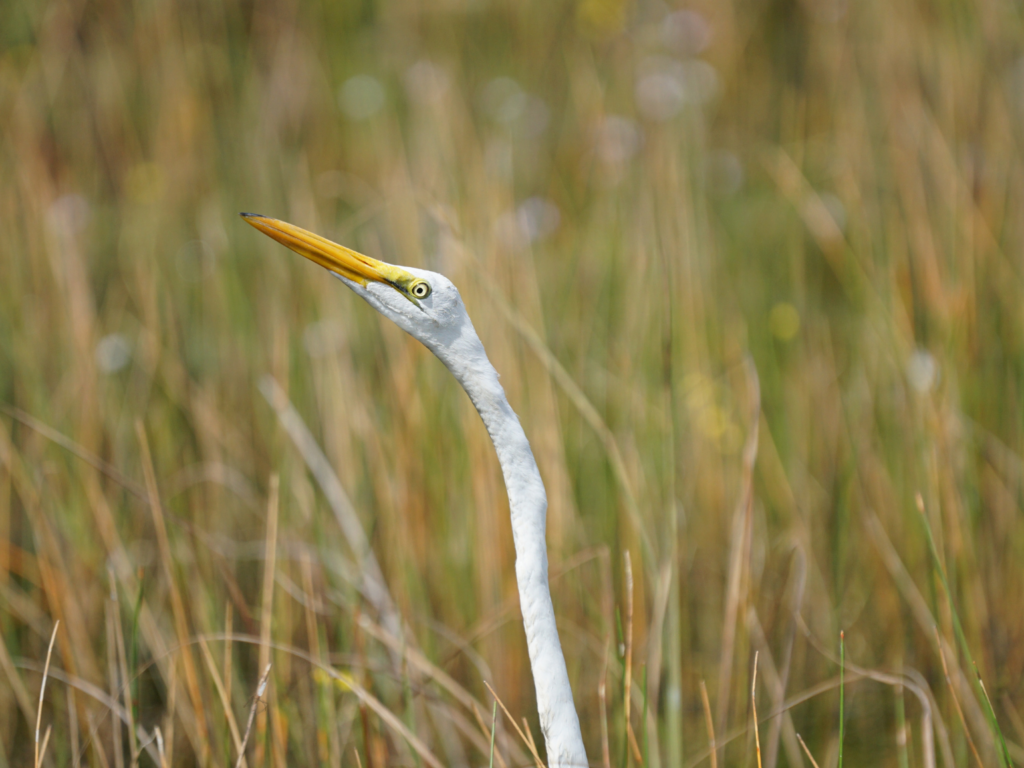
(2, 0, 1023, 765)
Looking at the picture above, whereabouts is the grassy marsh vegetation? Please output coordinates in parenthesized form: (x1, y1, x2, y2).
(2, 0, 1024, 766)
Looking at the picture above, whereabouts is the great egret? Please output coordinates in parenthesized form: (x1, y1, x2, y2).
(241, 213, 588, 767)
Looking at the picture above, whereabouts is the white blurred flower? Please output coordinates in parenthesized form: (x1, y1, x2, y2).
(907, 349, 938, 393)
(635, 57, 719, 121)
(636, 70, 686, 121)
(517, 197, 560, 241)
(404, 60, 450, 105)
(96, 333, 131, 373)
(494, 197, 561, 249)
(339, 75, 386, 120)
(661, 10, 712, 56)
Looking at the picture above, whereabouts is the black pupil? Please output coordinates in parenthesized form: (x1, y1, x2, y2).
(415, 285, 426, 296)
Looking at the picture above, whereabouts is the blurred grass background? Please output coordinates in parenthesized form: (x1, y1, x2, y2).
(2, 0, 1024, 765)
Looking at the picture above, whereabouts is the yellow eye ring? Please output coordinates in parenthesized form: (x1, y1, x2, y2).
(410, 280, 431, 299)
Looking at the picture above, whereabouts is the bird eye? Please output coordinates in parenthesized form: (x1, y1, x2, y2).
(410, 281, 431, 299)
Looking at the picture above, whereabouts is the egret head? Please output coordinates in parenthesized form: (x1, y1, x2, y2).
(241, 213, 473, 359)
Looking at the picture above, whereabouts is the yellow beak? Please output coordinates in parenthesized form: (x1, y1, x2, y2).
(241, 213, 411, 290)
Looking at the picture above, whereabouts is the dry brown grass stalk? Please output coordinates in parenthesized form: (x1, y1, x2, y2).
(153, 726, 168, 768)
(197, 637, 246, 767)
(35, 620, 59, 768)
(522, 717, 542, 763)
(236, 664, 272, 768)
(746, 607, 803, 768)
(483, 681, 545, 768)
(254, 473, 279, 768)
(222, 605, 232, 753)
(699, 680, 717, 768)
(752, 652, 762, 768)
(795, 734, 822, 768)
(715, 360, 760, 751)
(623, 549, 635, 761)
(599, 640, 611, 768)
(37, 724, 52, 768)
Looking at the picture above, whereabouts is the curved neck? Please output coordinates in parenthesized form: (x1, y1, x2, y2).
(437, 326, 587, 767)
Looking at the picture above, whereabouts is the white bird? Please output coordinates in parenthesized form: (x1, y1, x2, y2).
(242, 213, 588, 767)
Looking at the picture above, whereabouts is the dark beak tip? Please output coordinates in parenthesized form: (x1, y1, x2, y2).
(240, 212, 262, 219)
